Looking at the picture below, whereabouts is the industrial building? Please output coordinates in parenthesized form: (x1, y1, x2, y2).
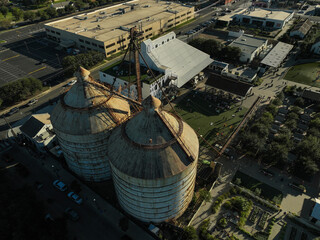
(50, 67, 131, 182)
(232, 8, 294, 29)
(107, 96, 199, 223)
(229, 34, 268, 63)
(99, 32, 212, 99)
(44, 0, 194, 56)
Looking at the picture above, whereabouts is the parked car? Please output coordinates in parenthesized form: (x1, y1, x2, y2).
(67, 192, 83, 205)
(27, 99, 38, 106)
(67, 80, 77, 86)
(64, 208, 80, 221)
(8, 107, 19, 116)
(53, 180, 67, 191)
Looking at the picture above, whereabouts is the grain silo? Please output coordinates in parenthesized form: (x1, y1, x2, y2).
(51, 67, 131, 182)
(107, 96, 199, 223)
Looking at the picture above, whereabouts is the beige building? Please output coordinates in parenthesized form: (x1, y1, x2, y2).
(44, 0, 194, 56)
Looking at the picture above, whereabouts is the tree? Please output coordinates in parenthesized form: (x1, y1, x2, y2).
(284, 118, 297, 131)
(64, 4, 76, 13)
(251, 123, 269, 138)
(263, 142, 288, 167)
(266, 104, 277, 116)
(37, 10, 50, 20)
(23, 11, 36, 22)
(294, 156, 319, 176)
(231, 196, 251, 212)
(11, 7, 24, 21)
(290, 105, 302, 115)
(260, 111, 274, 125)
(234, 178, 241, 186)
(0, 0, 9, 7)
(254, 188, 261, 196)
(46, 7, 57, 18)
(184, 226, 198, 240)
(0, 6, 8, 18)
(294, 97, 305, 107)
(218, 217, 227, 228)
(310, 118, 320, 129)
(199, 189, 211, 203)
(0, 18, 10, 29)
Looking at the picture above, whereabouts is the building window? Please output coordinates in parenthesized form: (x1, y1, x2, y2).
(46, 29, 50, 32)
(168, 19, 173, 22)
(187, 11, 191, 14)
(103, 74, 106, 77)
(79, 39, 84, 43)
(172, 36, 174, 39)
(92, 43, 97, 47)
(175, 16, 180, 19)
(85, 40, 90, 45)
(107, 49, 116, 55)
(87, 47, 91, 51)
(181, 14, 186, 17)
(106, 43, 115, 48)
(80, 45, 85, 48)
(168, 24, 173, 28)
(176, 21, 180, 24)
(56, 32, 61, 35)
(117, 39, 125, 44)
(155, 44, 158, 48)
(118, 45, 126, 50)
(51, 30, 55, 33)
(99, 45, 104, 49)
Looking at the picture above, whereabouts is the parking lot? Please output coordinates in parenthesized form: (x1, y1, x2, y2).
(0, 31, 66, 86)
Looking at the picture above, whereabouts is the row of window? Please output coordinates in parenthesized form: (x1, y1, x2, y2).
(145, 27, 152, 32)
(154, 36, 175, 48)
(79, 38, 105, 49)
(46, 29, 61, 36)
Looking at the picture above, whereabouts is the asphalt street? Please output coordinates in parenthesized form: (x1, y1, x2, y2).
(2, 144, 154, 240)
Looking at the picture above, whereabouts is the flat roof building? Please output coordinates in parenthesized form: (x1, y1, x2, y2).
(45, 0, 194, 56)
(261, 41, 293, 68)
(232, 8, 294, 29)
(229, 34, 268, 63)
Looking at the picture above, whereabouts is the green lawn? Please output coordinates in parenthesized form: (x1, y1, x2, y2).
(174, 92, 247, 146)
(284, 62, 320, 88)
(232, 171, 283, 205)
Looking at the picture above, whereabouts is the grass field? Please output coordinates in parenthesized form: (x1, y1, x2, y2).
(232, 171, 283, 205)
(284, 62, 320, 88)
(174, 91, 247, 146)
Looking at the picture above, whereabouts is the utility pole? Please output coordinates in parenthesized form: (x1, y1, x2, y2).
(24, 41, 30, 53)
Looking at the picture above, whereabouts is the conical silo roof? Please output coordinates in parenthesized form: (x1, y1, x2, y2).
(51, 67, 131, 135)
(108, 96, 199, 179)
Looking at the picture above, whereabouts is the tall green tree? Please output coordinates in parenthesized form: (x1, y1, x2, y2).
(11, 7, 24, 21)
(0, 6, 8, 18)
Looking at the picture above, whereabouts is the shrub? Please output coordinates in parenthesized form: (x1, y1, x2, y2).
(223, 200, 232, 210)
(184, 226, 198, 240)
(218, 217, 227, 228)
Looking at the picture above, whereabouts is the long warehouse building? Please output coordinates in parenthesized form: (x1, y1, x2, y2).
(44, 0, 195, 57)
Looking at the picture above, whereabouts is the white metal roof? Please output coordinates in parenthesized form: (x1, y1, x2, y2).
(311, 198, 320, 221)
(261, 42, 293, 68)
(142, 32, 213, 88)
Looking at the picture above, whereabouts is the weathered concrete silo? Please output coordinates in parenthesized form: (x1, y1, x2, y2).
(108, 96, 199, 223)
(51, 67, 131, 182)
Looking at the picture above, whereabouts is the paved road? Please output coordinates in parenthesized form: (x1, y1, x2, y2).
(2, 144, 155, 240)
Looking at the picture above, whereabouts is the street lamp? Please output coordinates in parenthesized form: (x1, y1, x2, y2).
(51, 164, 59, 179)
(93, 198, 99, 210)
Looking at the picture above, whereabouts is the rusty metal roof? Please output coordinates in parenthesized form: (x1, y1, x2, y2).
(51, 67, 131, 135)
(108, 96, 199, 179)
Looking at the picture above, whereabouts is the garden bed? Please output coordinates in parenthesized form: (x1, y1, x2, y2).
(232, 171, 283, 205)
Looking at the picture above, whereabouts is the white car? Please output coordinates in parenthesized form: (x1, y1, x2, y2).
(67, 80, 77, 86)
(53, 180, 67, 191)
(28, 99, 38, 106)
(67, 192, 83, 205)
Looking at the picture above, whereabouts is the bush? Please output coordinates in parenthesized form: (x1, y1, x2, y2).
(184, 226, 198, 240)
(223, 200, 232, 210)
(218, 217, 227, 228)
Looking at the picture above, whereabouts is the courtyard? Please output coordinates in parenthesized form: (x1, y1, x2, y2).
(174, 90, 247, 147)
(284, 62, 320, 88)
